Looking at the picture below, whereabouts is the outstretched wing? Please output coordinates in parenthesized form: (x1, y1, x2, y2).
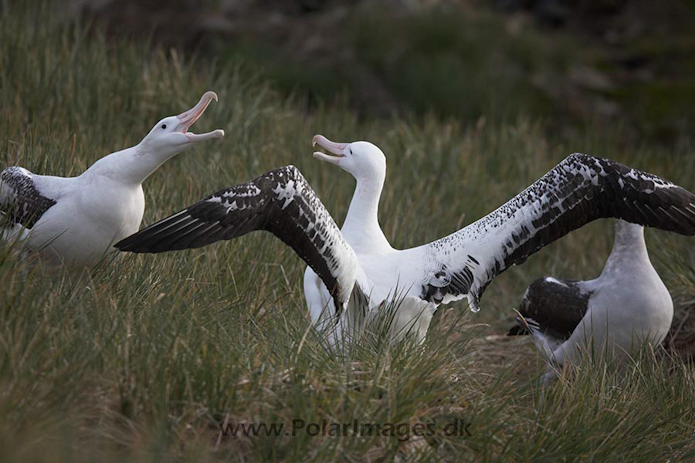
(418, 153, 695, 311)
(1, 167, 57, 228)
(116, 165, 358, 309)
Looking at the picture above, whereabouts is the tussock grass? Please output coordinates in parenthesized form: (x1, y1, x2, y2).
(1, 2, 694, 462)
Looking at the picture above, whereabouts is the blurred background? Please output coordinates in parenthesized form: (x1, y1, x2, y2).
(65, 0, 695, 146)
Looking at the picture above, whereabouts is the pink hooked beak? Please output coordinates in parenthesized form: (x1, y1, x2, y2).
(176, 91, 225, 142)
(312, 134, 349, 165)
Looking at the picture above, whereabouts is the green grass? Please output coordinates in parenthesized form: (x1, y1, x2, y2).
(1, 2, 695, 462)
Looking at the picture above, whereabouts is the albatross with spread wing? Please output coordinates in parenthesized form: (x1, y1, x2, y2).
(117, 136, 695, 343)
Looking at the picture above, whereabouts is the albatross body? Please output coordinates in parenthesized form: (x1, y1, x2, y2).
(508, 220, 673, 381)
(116, 136, 695, 344)
(0, 92, 224, 268)
(302, 137, 433, 341)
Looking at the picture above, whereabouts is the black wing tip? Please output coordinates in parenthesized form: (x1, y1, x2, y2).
(115, 232, 206, 254)
(566, 153, 695, 235)
(115, 231, 178, 253)
(115, 240, 186, 254)
(114, 235, 159, 253)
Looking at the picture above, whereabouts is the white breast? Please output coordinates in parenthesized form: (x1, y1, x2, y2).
(26, 177, 145, 267)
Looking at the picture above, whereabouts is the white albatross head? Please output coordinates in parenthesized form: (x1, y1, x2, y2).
(87, 91, 225, 185)
(312, 134, 386, 183)
(139, 91, 225, 159)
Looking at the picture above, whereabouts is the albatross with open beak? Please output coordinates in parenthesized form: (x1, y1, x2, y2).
(0, 91, 224, 267)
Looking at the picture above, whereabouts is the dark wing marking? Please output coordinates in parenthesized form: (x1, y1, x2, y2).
(421, 153, 695, 310)
(507, 277, 590, 339)
(0, 167, 57, 228)
(116, 165, 358, 310)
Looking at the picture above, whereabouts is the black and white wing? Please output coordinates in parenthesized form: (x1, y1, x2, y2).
(116, 165, 358, 309)
(417, 153, 695, 311)
(0, 167, 57, 228)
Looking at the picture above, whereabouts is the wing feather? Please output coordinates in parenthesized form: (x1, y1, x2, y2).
(0, 167, 57, 228)
(419, 153, 695, 310)
(507, 277, 590, 339)
(116, 166, 358, 309)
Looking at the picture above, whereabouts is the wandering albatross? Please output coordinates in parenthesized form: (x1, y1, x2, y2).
(116, 135, 695, 343)
(508, 220, 673, 382)
(0, 91, 224, 268)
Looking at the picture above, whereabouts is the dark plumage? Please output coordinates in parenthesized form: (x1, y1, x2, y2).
(1, 167, 57, 228)
(508, 277, 590, 339)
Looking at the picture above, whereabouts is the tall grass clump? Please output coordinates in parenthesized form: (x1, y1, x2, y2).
(1, 1, 694, 462)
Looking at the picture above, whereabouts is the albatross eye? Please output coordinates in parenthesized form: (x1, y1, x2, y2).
(161, 124, 167, 129)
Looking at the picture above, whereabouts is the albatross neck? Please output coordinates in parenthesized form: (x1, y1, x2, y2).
(600, 220, 650, 277)
(84, 144, 169, 185)
(341, 173, 392, 253)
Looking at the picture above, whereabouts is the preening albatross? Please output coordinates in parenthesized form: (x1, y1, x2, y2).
(0, 91, 224, 268)
(116, 136, 695, 343)
(508, 220, 673, 382)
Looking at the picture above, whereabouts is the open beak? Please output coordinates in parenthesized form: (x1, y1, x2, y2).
(176, 91, 225, 142)
(312, 134, 348, 165)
